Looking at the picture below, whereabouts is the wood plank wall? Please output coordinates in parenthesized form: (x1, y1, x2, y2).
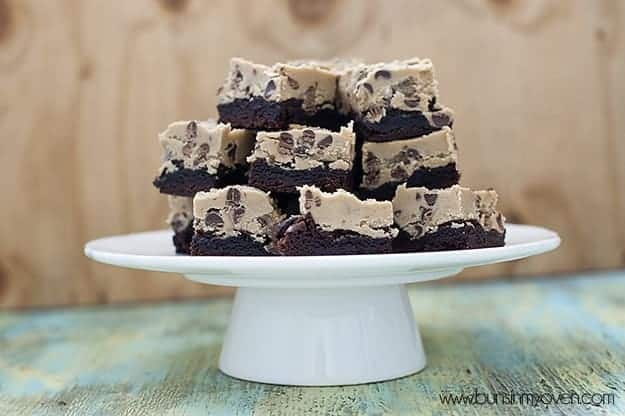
(1, 0, 624, 307)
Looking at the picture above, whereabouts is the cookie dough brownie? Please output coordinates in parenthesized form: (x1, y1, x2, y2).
(272, 185, 397, 256)
(339, 58, 454, 141)
(217, 58, 342, 131)
(191, 186, 283, 256)
(153, 120, 255, 196)
(167, 196, 194, 254)
(247, 123, 356, 195)
(359, 127, 460, 200)
(392, 184, 505, 252)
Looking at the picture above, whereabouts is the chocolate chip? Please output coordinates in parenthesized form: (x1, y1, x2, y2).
(390, 165, 408, 180)
(317, 135, 333, 149)
(301, 129, 316, 147)
(182, 142, 195, 157)
(428, 97, 439, 111)
(226, 187, 241, 205)
(287, 76, 299, 90)
(216, 86, 224, 95)
(278, 132, 294, 155)
(404, 98, 420, 108)
(413, 224, 424, 238)
(302, 85, 316, 110)
(264, 80, 276, 98)
(293, 145, 308, 157)
(419, 206, 433, 221)
(415, 193, 422, 201)
(362, 83, 373, 94)
(303, 189, 314, 210)
(257, 214, 273, 228)
(233, 69, 243, 84)
(205, 209, 224, 228)
(396, 78, 417, 96)
(193, 143, 210, 165)
(314, 196, 322, 207)
(225, 143, 236, 161)
(406, 148, 421, 159)
(374, 70, 391, 80)
(432, 112, 451, 127)
(273, 215, 301, 239)
(186, 121, 198, 139)
(424, 193, 438, 206)
(231, 206, 245, 223)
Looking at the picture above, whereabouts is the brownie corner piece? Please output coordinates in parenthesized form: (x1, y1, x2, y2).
(154, 120, 254, 196)
(217, 57, 341, 130)
(392, 184, 506, 252)
(190, 185, 282, 256)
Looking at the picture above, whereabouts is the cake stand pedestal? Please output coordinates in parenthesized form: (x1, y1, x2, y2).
(217, 285, 425, 385)
(85, 224, 560, 386)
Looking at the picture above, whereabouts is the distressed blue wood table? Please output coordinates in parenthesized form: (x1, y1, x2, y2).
(1, 272, 624, 415)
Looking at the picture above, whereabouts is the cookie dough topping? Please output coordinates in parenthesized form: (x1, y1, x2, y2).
(158, 119, 255, 175)
(298, 185, 396, 239)
(248, 123, 356, 170)
(193, 185, 283, 242)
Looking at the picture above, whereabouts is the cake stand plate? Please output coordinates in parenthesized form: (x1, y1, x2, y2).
(84, 224, 559, 386)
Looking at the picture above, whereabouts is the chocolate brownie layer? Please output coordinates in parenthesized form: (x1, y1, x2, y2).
(355, 107, 454, 142)
(273, 214, 392, 256)
(358, 163, 460, 201)
(248, 159, 353, 194)
(153, 160, 246, 197)
(393, 220, 505, 252)
(190, 232, 270, 256)
(173, 222, 194, 254)
(218, 97, 345, 131)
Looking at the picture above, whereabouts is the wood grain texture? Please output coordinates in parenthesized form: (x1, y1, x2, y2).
(0, 272, 624, 415)
(1, 0, 624, 307)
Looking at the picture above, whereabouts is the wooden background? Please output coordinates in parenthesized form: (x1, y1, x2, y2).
(0, 0, 624, 308)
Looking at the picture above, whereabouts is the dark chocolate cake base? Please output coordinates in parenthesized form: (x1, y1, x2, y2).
(153, 161, 247, 197)
(273, 215, 392, 256)
(248, 159, 353, 194)
(355, 108, 453, 142)
(190, 231, 270, 256)
(393, 220, 505, 253)
(172, 223, 194, 254)
(359, 163, 460, 201)
(218, 97, 347, 131)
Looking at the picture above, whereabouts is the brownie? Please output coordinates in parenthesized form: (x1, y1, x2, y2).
(337, 58, 454, 141)
(217, 58, 342, 131)
(392, 184, 506, 252)
(153, 119, 255, 197)
(273, 214, 393, 256)
(358, 127, 460, 200)
(393, 220, 505, 252)
(247, 124, 356, 194)
(271, 185, 396, 256)
(190, 232, 270, 256)
(166, 196, 194, 254)
(190, 185, 283, 256)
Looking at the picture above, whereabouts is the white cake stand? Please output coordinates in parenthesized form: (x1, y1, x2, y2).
(84, 224, 559, 386)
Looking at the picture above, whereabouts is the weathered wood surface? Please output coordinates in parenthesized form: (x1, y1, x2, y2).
(0, 272, 623, 415)
(1, 0, 625, 307)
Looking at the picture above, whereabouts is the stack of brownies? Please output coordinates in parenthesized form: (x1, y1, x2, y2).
(153, 57, 506, 256)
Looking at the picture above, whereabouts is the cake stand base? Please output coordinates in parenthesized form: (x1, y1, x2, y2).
(218, 284, 425, 386)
